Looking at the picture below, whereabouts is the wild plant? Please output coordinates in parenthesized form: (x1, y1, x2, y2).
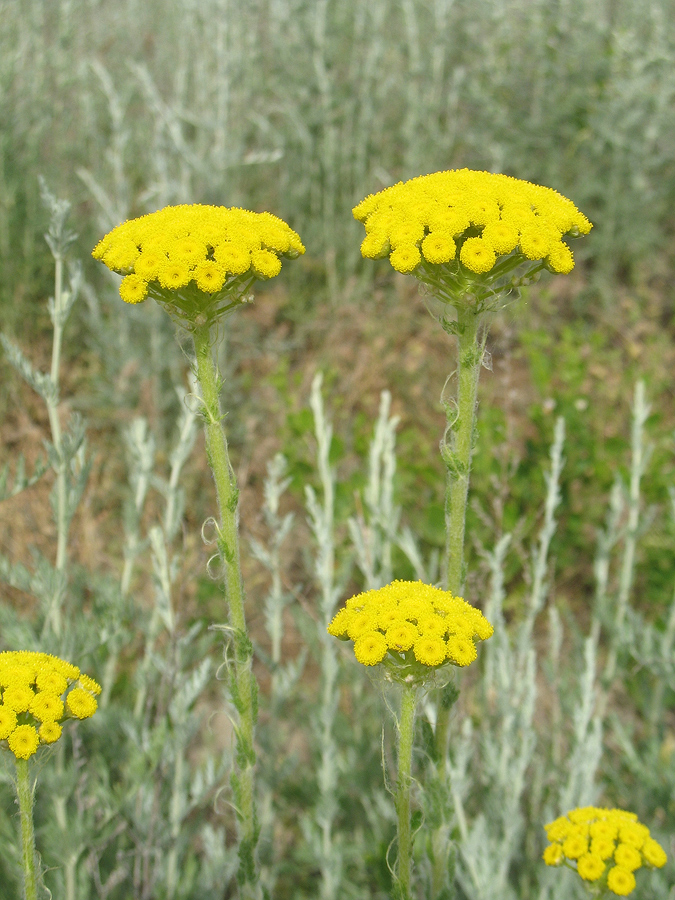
(1, 168, 673, 900)
(92, 202, 305, 898)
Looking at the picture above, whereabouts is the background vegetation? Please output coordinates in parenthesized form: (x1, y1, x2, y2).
(0, 0, 674, 897)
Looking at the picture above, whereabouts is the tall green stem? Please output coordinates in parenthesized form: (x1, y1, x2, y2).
(395, 683, 417, 900)
(15, 757, 38, 900)
(435, 305, 484, 761)
(443, 305, 483, 597)
(192, 323, 259, 897)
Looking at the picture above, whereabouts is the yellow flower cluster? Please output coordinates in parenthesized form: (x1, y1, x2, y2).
(543, 806, 667, 896)
(327, 580, 493, 676)
(0, 651, 101, 760)
(92, 204, 305, 304)
(353, 169, 591, 276)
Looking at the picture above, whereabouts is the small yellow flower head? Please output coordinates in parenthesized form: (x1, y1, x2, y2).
(413, 635, 447, 666)
(607, 867, 636, 896)
(421, 232, 456, 265)
(327, 580, 492, 686)
(542, 806, 667, 896)
(389, 245, 421, 274)
(543, 843, 564, 865)
(120, 273, 149, 304)
(354, 631, 388, 666)
(353, 169, 591, 306)
(459, 237, 496, 274)
(66, 688, 98, 720)
(8, 725, 40, 760)
(39, 721, 62, 744)
(93, 204, 304, 328)
(0, 651, 100, 760)
(577, 853, 606, 881)
(614, 843, 642, 872)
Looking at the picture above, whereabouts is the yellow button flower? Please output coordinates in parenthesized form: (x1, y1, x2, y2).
(542, 806, 668, 897)
(327, 580, 492, 685)
(93, 204, 304, 328)
(0, 651, 100, 759)
(353, 168, 591, 306)
(577, 852, 606, 882)
(607, 866, 636, 896)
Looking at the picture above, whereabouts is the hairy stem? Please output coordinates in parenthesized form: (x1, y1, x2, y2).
(444, 304, 483, 596)
(395, 683, 417, 900)
(15, 757, 38, 900)
(192, 323, 259, 896)
(436, 305, 484, 758)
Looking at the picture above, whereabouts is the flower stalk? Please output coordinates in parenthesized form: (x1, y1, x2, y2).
(193, 322, 260, 895)
(15, 757, 38, 900)
(394, 682, 417, 900)
(441, 303, 484, 597)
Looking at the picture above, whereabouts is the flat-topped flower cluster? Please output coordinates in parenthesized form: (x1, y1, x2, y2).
(543, 806, 668, 896)
(353, 169, 592, 276)
(92, 204, 305, 305)
(327, 580, 493, 683)
(0, 651, 101, 760)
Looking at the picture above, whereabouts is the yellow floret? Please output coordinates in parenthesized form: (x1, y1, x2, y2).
(78, 674, 102, 695)
(134, 250, 167, 281)
(591, 837, 617, 860)
(519, 226, 556, 260)
(36, 669, 68, 695)
(459, 237, 496, 274)
(389, 245, 421, 273)
(614, 843, 642, 872)
(251, 248, 283, 279)
(3, 685, 35, 713)
(66, 688, 98, 720)
(577, 853, 606, 882)
(642, 837, 667, 868)
(215, 242, 251, 275)
(385, 621, 419, 652)
(0, 705, 17, 739)
(360, 231, 390, 259)
(446, 618, 476, 640)
(446, 636, 477, 666)
(39, 721, 62, 743)
(562, 835, 589, 860)
(8, 724, 40, 759)
(353, 631, 388, 666)
(590, 820, 619, 841)
(327, 608, 350, 638)
(481, 221, 519, 254)
(413, 636, 447, 667)
(168, 237, 207, 266)
(546, 242, 574, 274)
(119, 274, 149, 304)
(194, 260, 227, 293)
(103, 239, 140, 271)
(398, 597, 435, 622)
(378, 607, 403, 630)
(546, 816, 573, 843)
(417, 614, 448, 638)
(618, 823, 649, 850)
(158, 262, 191, 290)
(389, 222, 425, 248)
(29, 692, 64, 722)
(347, 611, 379, 641)
(606, 866, 636, 896)
(543, 843, 564, 865)
(467, 198, 500, 226)
(421, 232, 456, 264)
